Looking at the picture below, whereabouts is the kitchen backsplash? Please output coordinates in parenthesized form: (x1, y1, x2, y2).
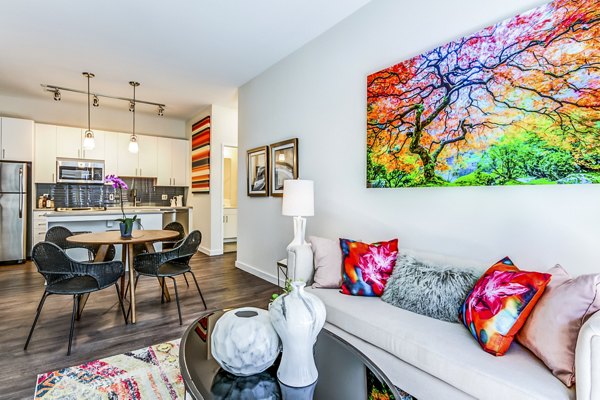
(36, 177, 186, 208)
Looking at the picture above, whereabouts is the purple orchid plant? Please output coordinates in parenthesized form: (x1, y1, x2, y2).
(105, 174, 137, 227)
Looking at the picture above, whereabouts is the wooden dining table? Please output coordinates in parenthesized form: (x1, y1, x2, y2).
(66, 229, 180, 324)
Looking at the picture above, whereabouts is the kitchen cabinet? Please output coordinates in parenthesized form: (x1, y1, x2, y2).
(32, 211, 48, 247)
(156, 137, 188, 186)
(34, 124, 58, 183)
(56, 126, 83, 158)
(116, 133, 158, 177)
(223, 208, 237, 240)
(137, 135, 157, 177)
(103, 130, 118, 174)
(56, 126, 106, 160)
(1, 117, 34, 162)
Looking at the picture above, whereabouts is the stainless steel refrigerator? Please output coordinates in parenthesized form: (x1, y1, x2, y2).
(0, 162, 30, 263)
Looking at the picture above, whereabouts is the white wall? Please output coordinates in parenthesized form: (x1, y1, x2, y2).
(237, 0, 600, 281)
(187, 105, 238, 255)
(0, 93, 186, 138)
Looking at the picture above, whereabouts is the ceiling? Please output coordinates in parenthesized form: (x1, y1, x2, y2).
(0, 0, 371, 120)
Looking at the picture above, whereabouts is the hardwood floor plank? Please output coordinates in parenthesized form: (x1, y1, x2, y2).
(0, 252, 277, 399)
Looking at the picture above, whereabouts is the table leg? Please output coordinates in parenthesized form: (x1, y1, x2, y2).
(144, 242, 171, 302)
(121, 246, 127, 299)
(76, 244, 109, 319)
(127, 244, 137, 324)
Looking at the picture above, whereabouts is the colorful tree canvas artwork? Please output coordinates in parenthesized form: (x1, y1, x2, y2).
(367, 0, 600, 188)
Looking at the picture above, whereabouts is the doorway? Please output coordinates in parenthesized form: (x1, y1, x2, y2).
(223, 146, 238, 253)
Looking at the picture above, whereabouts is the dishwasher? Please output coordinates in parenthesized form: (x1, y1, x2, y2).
(161, 208, 189, 233)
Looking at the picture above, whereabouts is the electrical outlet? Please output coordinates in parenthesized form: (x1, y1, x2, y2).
(161, 194, 168, 200)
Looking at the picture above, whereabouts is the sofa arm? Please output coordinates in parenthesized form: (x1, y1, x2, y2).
(576, 311, 600, 400)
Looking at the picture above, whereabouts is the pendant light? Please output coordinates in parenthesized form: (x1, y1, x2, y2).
(82, 72, 96, 150)
(128, 81, 140, 154)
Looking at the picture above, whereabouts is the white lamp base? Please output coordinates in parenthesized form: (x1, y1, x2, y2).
(287, 244, 314, 283)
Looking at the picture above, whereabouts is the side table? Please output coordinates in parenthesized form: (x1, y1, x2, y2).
(276, 258, 288, 289)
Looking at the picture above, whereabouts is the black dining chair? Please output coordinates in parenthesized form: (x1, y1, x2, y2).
(25, 242, 128, 355)
(45, 226, 116, 262)
(129, 230, 207, 325)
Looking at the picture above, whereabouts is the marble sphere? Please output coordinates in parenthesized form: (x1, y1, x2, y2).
(211, 307, 280, 376)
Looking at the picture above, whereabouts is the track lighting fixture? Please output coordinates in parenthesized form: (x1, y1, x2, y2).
(53, 89, 61, 101)
(92, 95, 99, 107)
(158, 105, 164, 116)
(129, 101, 135, 112)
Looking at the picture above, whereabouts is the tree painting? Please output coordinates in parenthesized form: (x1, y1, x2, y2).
(367, 0, 600, 188)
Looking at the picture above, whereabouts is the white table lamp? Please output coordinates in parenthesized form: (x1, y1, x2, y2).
(282, 179, 314, 282)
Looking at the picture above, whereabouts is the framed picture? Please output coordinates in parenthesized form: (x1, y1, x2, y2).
(247, 146, 269, 197)
(270, 138, 298, 197)
(191, 116, 210, 193)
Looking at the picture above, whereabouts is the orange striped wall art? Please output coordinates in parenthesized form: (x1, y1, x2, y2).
(191, 116, 210, 193)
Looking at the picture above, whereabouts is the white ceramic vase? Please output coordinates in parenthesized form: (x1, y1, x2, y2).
(269, 281, 326, 388)
(211, 307, 280, 376)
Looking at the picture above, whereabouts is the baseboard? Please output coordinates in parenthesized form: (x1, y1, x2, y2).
(235, 260, 281, 286)
(197, 246, 224, 256)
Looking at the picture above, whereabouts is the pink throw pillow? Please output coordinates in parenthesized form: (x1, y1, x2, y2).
(308, 236, 343, 288)
(516, 265, 600, 387)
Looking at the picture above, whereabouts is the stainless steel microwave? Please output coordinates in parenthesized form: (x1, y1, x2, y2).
(56, 158, 105, 184)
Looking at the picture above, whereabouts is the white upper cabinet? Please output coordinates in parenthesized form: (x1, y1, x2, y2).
(117, 133, 138, 176)
(156, 137, 172, 186)
(103, 131, 118, 175)
(156, 137, 188, 186)
(171, 139, 188, 186)
(34, 124, 57, 183)
(56, 126, 82, 158)
(1, 117, 34, 162)
(137, 135, 157, 177)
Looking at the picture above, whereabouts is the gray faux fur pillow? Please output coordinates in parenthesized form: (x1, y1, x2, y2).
(382, 254, 480, 323)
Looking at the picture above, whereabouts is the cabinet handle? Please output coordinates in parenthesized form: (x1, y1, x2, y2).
(172, 177, 175, 185)
(2, 149, 5, 159)
(135, 168, 138, 176)
(52, 173, 55, 183)
(78, 149, 80, 158)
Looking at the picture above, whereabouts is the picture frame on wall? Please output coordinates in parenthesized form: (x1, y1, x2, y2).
(270, 138, 298, 197)
(247, 146, 269, 197)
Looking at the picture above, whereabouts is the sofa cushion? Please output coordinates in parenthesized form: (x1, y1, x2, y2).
(459, 257, 551, 356)
(340, 238, 398, 297)
(517, 264, 600, 387)
(382, 253, 480, 323)
(308, 236, 343, 288)
(308, 287, 574, 400)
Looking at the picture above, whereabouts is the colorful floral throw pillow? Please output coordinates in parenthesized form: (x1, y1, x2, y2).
(459, 257, 551, 356)
(340, 238, 398, 297)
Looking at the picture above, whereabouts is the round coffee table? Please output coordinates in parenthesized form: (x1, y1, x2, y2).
(180, 309, 400, 399)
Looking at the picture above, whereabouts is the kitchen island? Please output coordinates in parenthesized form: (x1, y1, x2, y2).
(32, 206, 192, 260)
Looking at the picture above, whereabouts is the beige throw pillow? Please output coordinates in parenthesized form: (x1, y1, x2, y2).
(308, 236, 343, 288)
(516, 264, 600, 387)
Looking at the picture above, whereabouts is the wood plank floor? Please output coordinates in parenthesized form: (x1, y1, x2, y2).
(0, 252, 277, 399)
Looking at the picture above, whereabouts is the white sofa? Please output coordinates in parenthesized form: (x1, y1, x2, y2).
(305, 249, 600, 400)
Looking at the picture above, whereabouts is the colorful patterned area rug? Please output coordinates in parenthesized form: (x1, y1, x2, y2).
(34, 339, 184, 399)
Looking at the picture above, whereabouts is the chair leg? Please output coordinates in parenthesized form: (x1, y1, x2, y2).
(24, 292, 50, 350)
(171, 277, 183, 325)
(67, 295, 79, 356)
(115, 283, 128, 325)
(123, 273, 139, 303)
(183, 274, 190, 287)
(188, 271, 207, 309)
(160, 277, 166, 304)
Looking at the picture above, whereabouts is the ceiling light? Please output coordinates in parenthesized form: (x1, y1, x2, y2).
(82, 72, 96, 150)
(158, 106, 164, 116)
(129, 81, 140, 154)
(53, 89, 61, 101)
(92, 95, 99, 107)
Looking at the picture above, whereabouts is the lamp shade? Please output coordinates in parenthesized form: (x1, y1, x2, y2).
(282, 180, 314, 217)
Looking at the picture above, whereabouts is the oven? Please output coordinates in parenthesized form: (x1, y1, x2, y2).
(56, 158, 105, 184)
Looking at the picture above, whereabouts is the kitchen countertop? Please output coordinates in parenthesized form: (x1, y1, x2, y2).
(33, 206, 192, 217)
